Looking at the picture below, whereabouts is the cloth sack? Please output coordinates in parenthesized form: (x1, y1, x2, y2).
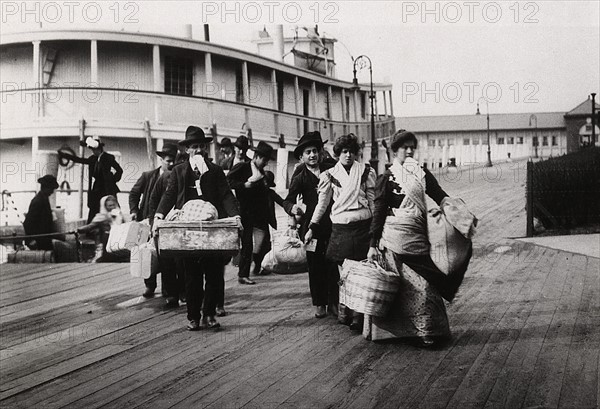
(273, 230, 307, 265)
(261, 249, 307, 274)
(427, 197, 477, 275)
(180, 199, 218, 221)
(130, 241, 158, 279)
(106, 221, 151, 253)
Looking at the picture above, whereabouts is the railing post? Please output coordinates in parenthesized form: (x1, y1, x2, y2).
(526, 159, 534, 237)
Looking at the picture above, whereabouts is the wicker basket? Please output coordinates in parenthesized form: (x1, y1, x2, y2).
(157, 217, 242, 257)
(339, 259, 401, 317)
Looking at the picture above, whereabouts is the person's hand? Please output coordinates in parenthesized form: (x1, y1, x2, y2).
(291, 204, 304, 216)
(244, 181, 253, 188)
(367, 246, 381, 263)
(151, 217, 163, 236)
(304, 229, 313, 245)
(130, 212, 137, 221)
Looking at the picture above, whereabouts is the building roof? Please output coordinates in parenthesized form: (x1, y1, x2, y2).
(397, 111, 566, 134)
(565, 98, 600, 116)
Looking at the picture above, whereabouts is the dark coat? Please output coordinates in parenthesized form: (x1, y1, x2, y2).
(227, 162, 270, 227)
(23, 192, 54, 250)
(129, 168, 161, 220)
(267, 189, 285, 230)
(60, 151, 123, 207)
(217, 154, 234, 171)
(283, 162, 335, 239)
(156, 159, 239, 219)
(147, 169, 171, 222)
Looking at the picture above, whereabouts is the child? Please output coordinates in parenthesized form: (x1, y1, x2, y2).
(78, 195, 125, 262)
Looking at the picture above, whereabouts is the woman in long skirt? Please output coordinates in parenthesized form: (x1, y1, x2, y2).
(367, 130, 461, 347)
(306, 134, 376, 331)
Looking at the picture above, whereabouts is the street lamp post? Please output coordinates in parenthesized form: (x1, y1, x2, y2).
(477, 97, 493, 167)
(352, 55, 378, 172)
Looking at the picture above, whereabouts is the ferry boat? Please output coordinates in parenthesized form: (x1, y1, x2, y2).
(0, 25, 395, 224)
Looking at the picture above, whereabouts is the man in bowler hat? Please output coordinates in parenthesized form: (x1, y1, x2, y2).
(23, 175, 60, 251)
(227, 141, 275, 284)
(155, 126, 240, 331)
(129, 143, 178, 301)
(216, 137, 234, 171)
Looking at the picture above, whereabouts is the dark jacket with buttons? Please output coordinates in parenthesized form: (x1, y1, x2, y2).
(156, 159, 239, 219)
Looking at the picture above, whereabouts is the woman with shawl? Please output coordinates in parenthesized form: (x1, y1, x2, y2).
(305, 134, 376, 331)
(78, 195, 124, 262)
(367, 130, 471, 347)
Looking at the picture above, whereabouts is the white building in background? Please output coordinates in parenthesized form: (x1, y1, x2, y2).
(396, 98, 599, 169)
(0, 27, 395, 223)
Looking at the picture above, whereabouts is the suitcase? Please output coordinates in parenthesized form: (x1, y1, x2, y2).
(157, 217, 242, 258)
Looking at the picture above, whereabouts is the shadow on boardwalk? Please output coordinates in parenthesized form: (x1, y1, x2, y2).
(1, 160, 598, 409)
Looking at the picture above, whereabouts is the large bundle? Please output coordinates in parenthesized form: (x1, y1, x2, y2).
(157, 217, 242, 257)
(180, 200, 218, 221)
(261, 231, 307, 274)
(338, 259, 401, 317)
(428, 197, 476, 275)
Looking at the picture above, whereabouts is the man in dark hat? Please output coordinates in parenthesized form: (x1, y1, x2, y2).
(155, 125, 240, 331)
(58, 136, 123, 223)
(227, 141, 275, 284)
(232, 135, 251, 167)
(216, 137, 234, 171)
(129, 143, 178, 300)
(23, 175, 59, 251)
(283, 131, 338, 318)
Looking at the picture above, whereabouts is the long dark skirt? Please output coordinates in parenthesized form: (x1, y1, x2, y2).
(326, 218, 372, 263)
(326, 218, 371, 326)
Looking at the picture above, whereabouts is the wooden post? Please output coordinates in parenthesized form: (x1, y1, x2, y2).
(78, 118, 86, 219)
(526, 159, 534, 237)
(143, 119, 154, 169)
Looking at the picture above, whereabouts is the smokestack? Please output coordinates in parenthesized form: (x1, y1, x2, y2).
(204, 24, 210, 42)
(273, 24, 284, 62)
(184, 24, 192, 39)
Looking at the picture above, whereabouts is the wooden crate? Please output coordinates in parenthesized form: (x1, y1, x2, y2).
(157, 217, 241, 257)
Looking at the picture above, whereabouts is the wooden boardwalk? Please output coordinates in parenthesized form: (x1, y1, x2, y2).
(1, 160, 599, 409)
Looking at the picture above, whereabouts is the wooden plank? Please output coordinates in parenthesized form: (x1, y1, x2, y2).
(0, 263, 126, 306)
(445, 248, 566, 408)
(520, 253, 588, 409)
(558, 256, 599, 409)
(0, 265, 132, 322)
(0, 344, 129, 400)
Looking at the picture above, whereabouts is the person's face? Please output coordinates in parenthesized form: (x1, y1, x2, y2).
(338, 148, 356, 167)
(105, 198, 118, 212)
(220, 146, 233, 156)
(253, 154, 269, 170)
(91, 147, 102, 156)
(160, 155, 175, 171)
(186, 143, 208, 158)
(396, 141, 416, 164)
(301, 146, 320, 167)
(234, 146, 246, 158)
